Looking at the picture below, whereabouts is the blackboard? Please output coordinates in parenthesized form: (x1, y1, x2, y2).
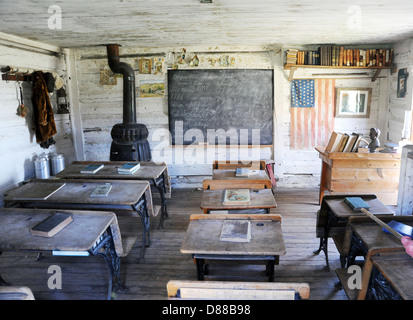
(168, 69, 274, 145)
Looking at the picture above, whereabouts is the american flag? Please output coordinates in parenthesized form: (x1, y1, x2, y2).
(290, 79, 336, 149)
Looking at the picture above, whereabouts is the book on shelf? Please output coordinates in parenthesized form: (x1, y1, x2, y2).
(342, 133, 360, 152)
(13, 182, 66, 200)
(235, 167, 250, 177)
(117, 162, 140, 174)
(30, 212, 73, 237)
(325, 131, 344, 152)
(219, 220, 252, 243)
(90, 183, 112, 197)
(285, 49, 298, 66)
(222, 189, 250, 205)
(337, 133, 349, 152)
(80, 163, 104, 174)
(344, 197, 370, 212)
(383, 220, 413, 238)
(287, 46, 393, 68)
(325, 131, 362, 153)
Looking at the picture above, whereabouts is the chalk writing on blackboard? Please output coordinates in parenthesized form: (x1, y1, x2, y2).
(168, 69, 274, 145)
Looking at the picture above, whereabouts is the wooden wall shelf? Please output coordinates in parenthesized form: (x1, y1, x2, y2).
(284, 64, 396, 82)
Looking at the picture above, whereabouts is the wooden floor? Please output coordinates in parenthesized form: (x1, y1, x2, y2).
(0, 188, 355, 300)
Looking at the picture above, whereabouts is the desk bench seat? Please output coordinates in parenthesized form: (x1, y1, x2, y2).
(167, 280, 310, 300)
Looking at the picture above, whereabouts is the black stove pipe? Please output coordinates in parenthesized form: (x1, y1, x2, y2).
(106, 44, 136, 124)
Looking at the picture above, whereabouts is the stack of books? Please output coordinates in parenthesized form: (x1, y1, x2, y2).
(117, 162, 140, 175)
(325, 131, 362, 153)
(285, 49, 298, 66)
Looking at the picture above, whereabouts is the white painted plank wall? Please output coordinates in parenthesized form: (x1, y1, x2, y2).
(0, 43, 75, 205)
(73, 45, 392, 188)
(275, 50, 386, 188)
(74, 47, 274, 188)
(387, 38, 413, 143)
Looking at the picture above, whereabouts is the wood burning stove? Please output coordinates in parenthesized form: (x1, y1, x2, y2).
(106, 44, 151, 161)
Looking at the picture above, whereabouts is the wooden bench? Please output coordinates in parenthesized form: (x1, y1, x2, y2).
(212, 160, 266, 170)
(203, 179, 271, 190)
(167, 280, 310, 300)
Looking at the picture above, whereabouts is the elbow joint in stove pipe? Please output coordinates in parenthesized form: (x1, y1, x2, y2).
(106, 44, 136, 124)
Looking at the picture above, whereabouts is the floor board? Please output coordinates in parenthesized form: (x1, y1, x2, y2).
(0, 188, 363, 300)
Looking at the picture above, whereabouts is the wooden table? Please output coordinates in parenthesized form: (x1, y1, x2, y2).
(200, 188, 277, 214)
(56, 161, 171, 229)
(3, 179, 153, 261)
(212, 169, 269, 180)
(335, 215, 413, 300)
(180, 214, 286, 282)
(0, 208, 126, 300)
(315, 147, 401, 205)
(367, 253, 413, 300)
(314, 194, 394, 270)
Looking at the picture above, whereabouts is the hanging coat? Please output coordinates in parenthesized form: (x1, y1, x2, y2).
(32, 71, 57, 148)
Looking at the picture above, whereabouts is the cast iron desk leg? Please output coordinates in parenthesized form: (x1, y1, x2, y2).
(93, 230, 127, 300)
(153, 176, 168, 229)
(0, 251, 10, 286)
(195, 257, 205, 281)
(133, 196, 151, 262)
(313, 211, 337, 271)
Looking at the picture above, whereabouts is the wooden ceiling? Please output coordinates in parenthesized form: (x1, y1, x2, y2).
(1, 0, 413, 50)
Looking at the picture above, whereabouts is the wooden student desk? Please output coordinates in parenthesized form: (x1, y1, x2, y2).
(200, 188, 277, 214)
(180, 214, 286, 282)
(335, 215, 413, 300)
(0, 208, 127, 300)
(314, 194, 394, 270)
(315, 147, 401, 205)
(367, 253, 413, 300)
(3, 179, 153, 261)
(56, 161, 171, 229)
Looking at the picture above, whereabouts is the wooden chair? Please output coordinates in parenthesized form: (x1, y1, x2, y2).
(203, 179, 271, 190)
(166, 280, 310, 300)
(212, 160, 266, 170)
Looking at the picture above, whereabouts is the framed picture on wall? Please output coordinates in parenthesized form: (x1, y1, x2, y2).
(397, 68, 408, 98)
(138, 58, 152, 74)
(335, 87, 372, 118)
